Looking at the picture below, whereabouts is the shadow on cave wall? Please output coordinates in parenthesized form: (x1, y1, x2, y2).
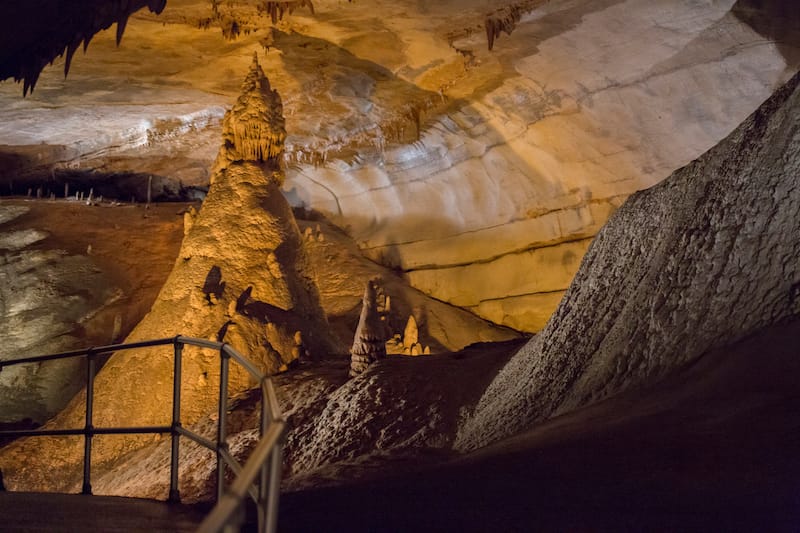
(0, 157, 206, 202)
(733, 0, 800, 65)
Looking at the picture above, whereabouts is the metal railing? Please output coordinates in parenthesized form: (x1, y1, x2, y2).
(0, 335, 287, 533)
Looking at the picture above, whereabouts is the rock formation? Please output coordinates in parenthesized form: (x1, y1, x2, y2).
(0, 0, 167, 95)
(260, 1, 317, 24)
(485, 1, 550, 51)
(456, 70, 800, 451)
(284, 0, 797, 333)
(349, 279, 388, 377)
(485, 5, 522, 52)
(0, 54, 338, 490)
(0, 206, 121, 424)
(399, 314, 427, 356)
(402, 315, 418, 348)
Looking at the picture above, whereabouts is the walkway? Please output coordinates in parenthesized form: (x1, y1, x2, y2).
(0, 492, 210, 532)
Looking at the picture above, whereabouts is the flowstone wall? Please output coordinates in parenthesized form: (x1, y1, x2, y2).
(457, 70, 800, 450)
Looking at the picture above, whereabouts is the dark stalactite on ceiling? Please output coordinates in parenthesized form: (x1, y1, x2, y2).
(485, 0, 550, 51)
(732, 0, 800, 64)
(0, 0, 354, 93)
(0, 0, 167, 96)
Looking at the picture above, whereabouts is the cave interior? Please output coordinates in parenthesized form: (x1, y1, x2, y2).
(0, 0, 799, 531)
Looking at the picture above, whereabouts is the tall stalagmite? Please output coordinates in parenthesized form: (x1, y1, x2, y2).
(0, 54, 339, 491)
(349, 279, 387, 377)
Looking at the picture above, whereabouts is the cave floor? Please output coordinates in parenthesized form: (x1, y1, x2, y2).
(0, 492, 210, 532)
(280, 318, 800, 532)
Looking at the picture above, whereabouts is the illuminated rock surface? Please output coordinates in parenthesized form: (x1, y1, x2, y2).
(0, 200, 184, 424)
(0, 56, 339, 486)
(7, 57, 800, 522)
(0, 51, 515, 490)
(457, 69, 800, 451)
(279, 0, 800, 331)
(1, 0, 797, 331)
(0, 1, 798, 521)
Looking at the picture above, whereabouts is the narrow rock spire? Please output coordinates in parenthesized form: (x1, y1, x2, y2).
(350, 279, 388, 377)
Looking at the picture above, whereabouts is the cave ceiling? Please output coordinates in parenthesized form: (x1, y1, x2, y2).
(0, 0, 798, 334)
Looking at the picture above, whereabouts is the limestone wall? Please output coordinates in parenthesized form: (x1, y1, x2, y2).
(457, 69, 800, 450)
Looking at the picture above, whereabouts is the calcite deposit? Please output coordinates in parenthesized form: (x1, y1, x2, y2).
(0, 0, 167, 95)
(0, 1, 798, 515)
(278, 0, 799, 332)
(457, 69, 800, 451)
(0, 55, 338, 488)
(213, 53, 287, 168)
(1, 1, 796, 334)
(349, 279, 388, 377)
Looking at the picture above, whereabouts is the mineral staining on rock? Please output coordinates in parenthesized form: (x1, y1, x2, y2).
(349, 279, 388, 377)
(457, 70, 800, 451)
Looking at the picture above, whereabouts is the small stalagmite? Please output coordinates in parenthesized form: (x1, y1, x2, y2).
(403, 314, 419, 348)
(349, 279, 388, 377)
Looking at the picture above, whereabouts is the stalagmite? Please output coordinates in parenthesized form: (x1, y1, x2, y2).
(0, 54, 340, 488)
(349, 279, 388, 377)
(403, 315, 419, 348)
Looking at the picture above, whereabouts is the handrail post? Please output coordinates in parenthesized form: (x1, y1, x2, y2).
(265, 443, 283, 533)
(82, 349, 96, 495)
(169, 340, 183, 503)
(217, 346, 230, 503)
(258, 382, 269, 532)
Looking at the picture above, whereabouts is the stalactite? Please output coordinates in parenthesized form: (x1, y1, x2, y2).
(257, 1, 316, 24)
(486, 5, 522, 51)
(1, 0, 168, 96)
(485, 0, 550, 51)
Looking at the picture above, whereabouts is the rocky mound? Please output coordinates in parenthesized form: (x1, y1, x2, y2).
(457, 70, 800, 450)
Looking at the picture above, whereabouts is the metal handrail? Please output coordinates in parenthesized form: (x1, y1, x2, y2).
(0, 335, 287, 533)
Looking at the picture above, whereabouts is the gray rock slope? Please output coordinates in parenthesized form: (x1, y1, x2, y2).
(457, 71, 800, 451)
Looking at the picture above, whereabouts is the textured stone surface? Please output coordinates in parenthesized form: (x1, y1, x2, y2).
(283, 0, 799, 330)
(0, 57, 338, 487)
(1, 0, 796, 331)
(349, 279, 388, 377)
(298, 218, 520, 352)
(0, 200, 184, 424)
(456, 70, 800, 451)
